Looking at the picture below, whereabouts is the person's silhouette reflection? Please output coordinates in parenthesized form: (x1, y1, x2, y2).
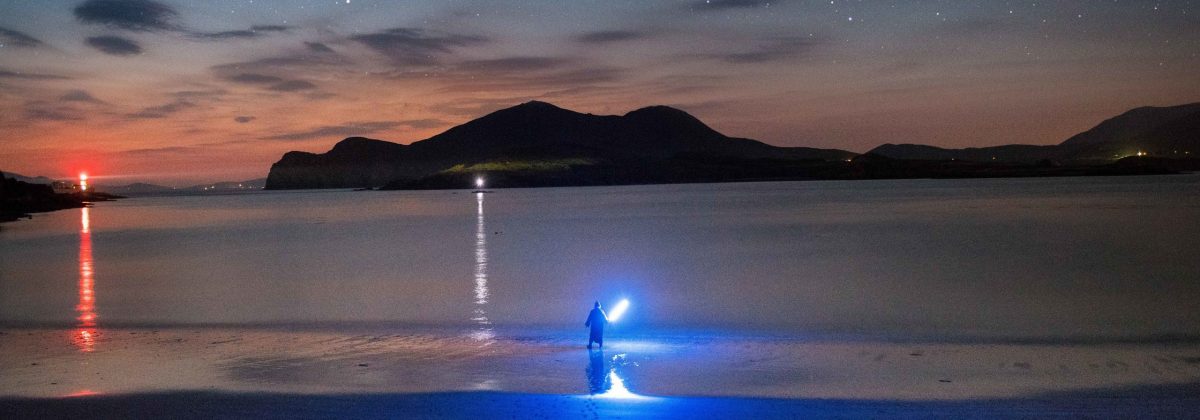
(586, 349, 611, 395)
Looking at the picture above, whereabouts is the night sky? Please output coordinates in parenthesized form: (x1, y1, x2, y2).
(1, 0, 1197, 185)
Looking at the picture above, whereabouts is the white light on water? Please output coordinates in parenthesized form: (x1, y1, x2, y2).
(475, 177, 484, 188)
(608, 299, 630, 322)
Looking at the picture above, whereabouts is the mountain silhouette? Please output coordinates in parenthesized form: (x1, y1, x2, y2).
(266, 101, 1198, 190)
(266, 101, 854, 189)
(869, 102, 1200, 163)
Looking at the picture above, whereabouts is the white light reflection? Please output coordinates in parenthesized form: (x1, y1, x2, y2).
(470, 191, 494, 341)
(597, 370, 644, 400)
(591, 353, 653, 401)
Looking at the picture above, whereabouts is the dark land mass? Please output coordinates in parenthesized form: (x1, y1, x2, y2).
(7, 174, 269, 196)
(266, 101, 1200, 190)
(266, 101, 855, 190)
(869, 102, 1200, 164)
(100, 178, 268, 196)
(0, 172, 56, 185)
(0, 172, 121, 223)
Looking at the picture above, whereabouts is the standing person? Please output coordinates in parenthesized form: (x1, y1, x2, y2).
(584, 301, 608, 349)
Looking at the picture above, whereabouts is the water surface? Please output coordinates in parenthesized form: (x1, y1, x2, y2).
(2, 176, 1199, 340)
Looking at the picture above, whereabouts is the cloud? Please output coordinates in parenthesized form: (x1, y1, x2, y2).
(350, 28, 487, 66)
(209, 52, 347, 79)
(0, 27, 42, 47)
(60, 90, 105, 104)
(701, 36, 820, 63)
(691, 0, 775, 11)
(456, 57, 571, 72)
(86, 36, 142, 55)
(219, 73, 321, 94)
(225, 73, 284, 84)
(262, 121, 403, 141)
(267, 80, 317, 91)
(303, 91, 336, 100)
(25, 102, 85, 121)
(0, 68, 69, 80)
(74, 0, 178, 32)
(234, 116, 255, 123)
(192, 25, 291, 40)
(376, 55, 624, 94)
(128, 100, 195, 118)
(305, 42, 334, 53)
(432, 62, 626, 94)
(120, 145, 197, 155)
(74, 0, 290, 43)
(252, 25, 289, 32)
(171, 88, 227, 99)
(396, 118, 447, 129)
(574, 30, 649, 44)
(27, 109, 83, 121)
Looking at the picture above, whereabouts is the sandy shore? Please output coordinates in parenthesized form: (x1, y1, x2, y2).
(5, 386, 1200, 419)
(2, 327, 1199, 418)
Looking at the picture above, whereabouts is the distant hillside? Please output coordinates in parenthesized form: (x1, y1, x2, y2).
(869, 103, 1200, 163)
(266, 101, 855, 189)
(866, 144, 1058, 163)
(1, 171, 56, 185)
(102, 178, 267, 196)
(1058, 103, 1200, 162)
(101, 182, 174, 195)
(188, 178, 267, 192)
(266, 101, 1197, 190)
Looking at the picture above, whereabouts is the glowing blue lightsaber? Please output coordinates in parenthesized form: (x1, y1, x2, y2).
(607, 299, 630, 322)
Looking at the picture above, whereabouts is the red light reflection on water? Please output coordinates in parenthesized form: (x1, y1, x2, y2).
(73, 207, 98, 352)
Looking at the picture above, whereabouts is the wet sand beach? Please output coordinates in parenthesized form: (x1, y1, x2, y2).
(2, 327, 1199, 418)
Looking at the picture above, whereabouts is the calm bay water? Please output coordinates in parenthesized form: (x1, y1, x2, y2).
(2, 176, 1199, 339)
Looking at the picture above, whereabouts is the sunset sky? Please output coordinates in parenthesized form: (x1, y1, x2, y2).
(1, 0, 1198, 185)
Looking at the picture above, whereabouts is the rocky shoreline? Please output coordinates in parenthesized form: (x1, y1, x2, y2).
(0, 172, 122, 223)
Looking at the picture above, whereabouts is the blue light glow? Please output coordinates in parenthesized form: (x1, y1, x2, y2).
(608, 299, 630, 322)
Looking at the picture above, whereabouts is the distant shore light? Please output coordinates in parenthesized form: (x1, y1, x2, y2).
(79, 173, 89, 191)
(475, 177, 484, 188)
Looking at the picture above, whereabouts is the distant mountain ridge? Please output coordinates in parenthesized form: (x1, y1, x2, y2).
(267, 101, 1199, 190)
(0, 173, 266, 196)
(869, 103, 1200, 163)
(1, 172, 56, 185)
(102, 178, 267, 195)
(266, 101, 855, 189)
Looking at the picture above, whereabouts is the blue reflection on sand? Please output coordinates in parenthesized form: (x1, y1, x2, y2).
(587, 350, 653, 400)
